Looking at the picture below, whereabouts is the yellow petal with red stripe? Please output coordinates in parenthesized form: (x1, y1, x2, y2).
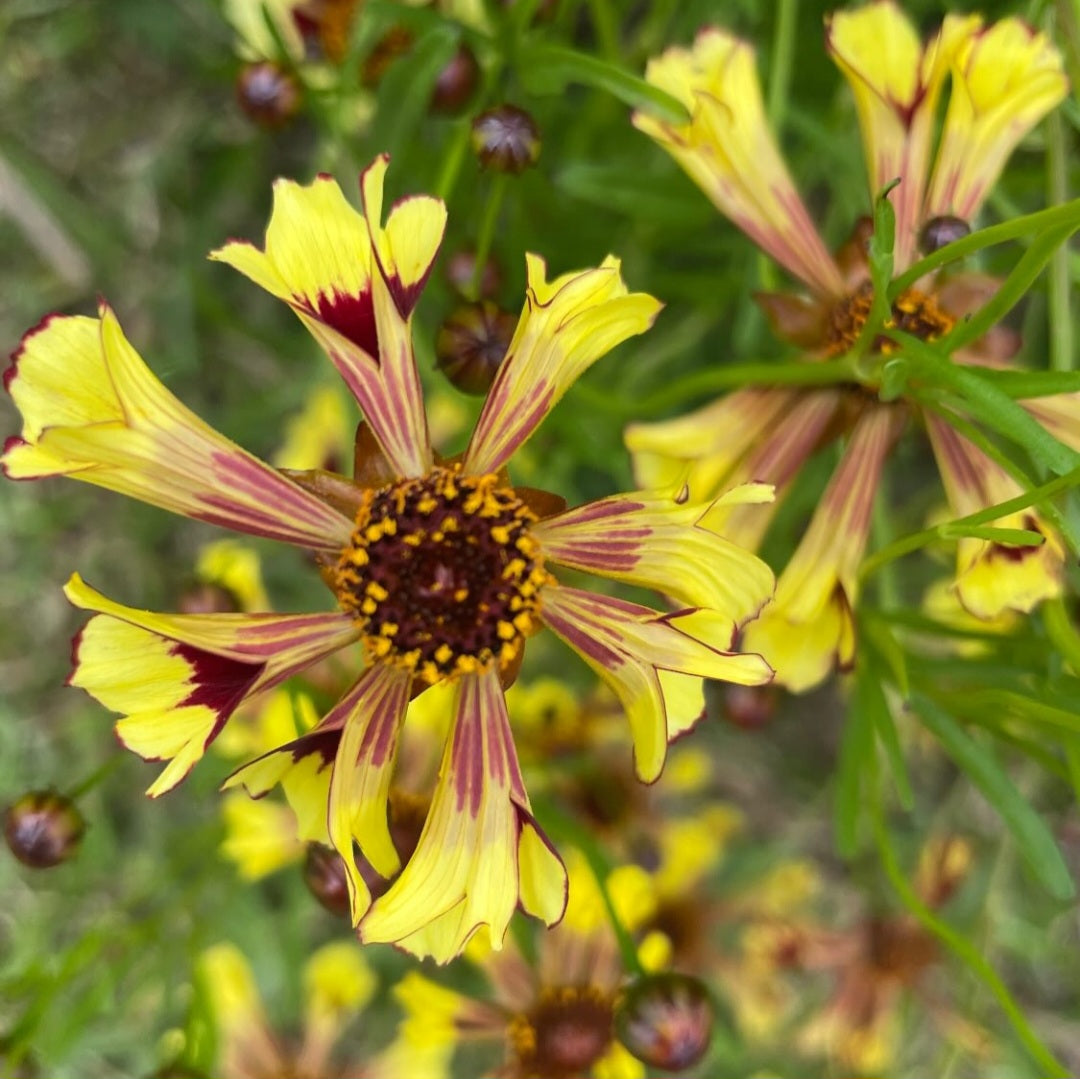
(360, 670, 567, 963)
(3, 306, 351, 551)
(635, 29, 843, 296)
(464, 255, 661, 475)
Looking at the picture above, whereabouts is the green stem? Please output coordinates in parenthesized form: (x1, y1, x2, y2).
(535, 798, 645, 977)
(1043, 597, 1080, 672)
(766, 0, 797, 129)
(585, 0, 620, 62)
(939, 221, 1078, 354)
(576, 356, 858, 417)
(859, 464, 1080, 579)
(434, 119, 475, 203)
(889, 197, 1080, 296)
(870, 792, 1068, 1077)
(469, 172, 509, 300)
(68, 754, 123, 800)
(1047, 110, 1074, 373)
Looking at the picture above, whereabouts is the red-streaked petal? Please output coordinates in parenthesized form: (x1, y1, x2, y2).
(541, 586, 772, 782)
(3, 306, 352, 551)
(359, 669, 567, 963)
(463, 255, 661, 476)
(65, 574, 357, 795)
(326, 664, 412, 924)
(533, 484, 775, 626)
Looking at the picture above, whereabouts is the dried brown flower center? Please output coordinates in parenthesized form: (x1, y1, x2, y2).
(510, 986, 615, 1078)
(333, 465, 549, 684)
(825, 280, 954, 356)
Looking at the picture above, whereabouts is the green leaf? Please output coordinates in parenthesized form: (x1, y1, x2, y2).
(518, 44, 690, 123)
(936, 523, 1045, 546)
(912, 693, 1075, 902)
(556, 163, 714, 226)
(834, 673, 877, 858)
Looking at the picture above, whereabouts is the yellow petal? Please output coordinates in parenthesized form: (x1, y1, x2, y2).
(827, 3, 979, 267)
(635, 29, 843, 296)
(533, 483, 775, 625)
(464, 255, 661, 475)
(3, 307, 352, 550)
(360, 670, 566, 962)
(220, 793, 303, 880)
(541, 587, 772, 781)
(927, 19, 1068, 219)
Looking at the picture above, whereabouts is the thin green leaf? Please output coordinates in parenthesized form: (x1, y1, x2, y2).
(859, 638, 914, 809)
(936, 524, 1045, 546)
(890, 196, 1080, 296)
(518, 44, 690, 123)
(834, 673, 877, 858)
(894, 333, 1080, 478)
(870, 792, 1069, 1078)
(911, 693, 1075, 902)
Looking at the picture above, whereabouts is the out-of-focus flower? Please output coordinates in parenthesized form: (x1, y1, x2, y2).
(4, 790, 85, 868)
(731, 836, 989, 1073)
(236, 62, 301, 127)
(374, 854, 658, 1079)
(628, 3, 1069, 692)
(5, 155, 774, 962)
(196, 941, 375, 1079)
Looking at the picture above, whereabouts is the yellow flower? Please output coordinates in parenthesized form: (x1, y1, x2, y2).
(629, 6, 1069, 691)
(6, 155, 774, 962)
(197, 941, 375, 1079)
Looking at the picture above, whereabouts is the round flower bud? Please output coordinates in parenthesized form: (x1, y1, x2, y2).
(615, 973, 713, 1072)
(436, 301, 516, 395)
(302, 843, 351, 917)
(445, 250, 502, 300)
(431, 44, 480, 114)
(236, 62, 301, 128)
(919, 215, 970, 254)
(721, 683, 778, 730)
(4, 790, 85, 869)
(177, 582, 241, 615)
(471, 105, 540, 173)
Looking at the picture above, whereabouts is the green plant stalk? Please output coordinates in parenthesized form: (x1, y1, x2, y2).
(534, 798, 645, 977)
(894, 332, 1080, 478)
(585, 0, 620, 62)
(940, 221, 1078, 354)
(869, 789, 1069, 1077)
(1047, 110, 1074, 372)
(889, 197, 1080, 296)
(469, 172, 509, 300)
(766, 0, 797, 129)
(860, 464, 1080, 578)
(1043, 597, 1080, 672)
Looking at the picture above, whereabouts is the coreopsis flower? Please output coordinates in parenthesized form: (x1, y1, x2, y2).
(373, 853, 660, 1079)
(628, 3, 1070, 692)
(732, 836, 989, 1073)
(196, 941, 375, 1079)
(3, 155, 774, 962)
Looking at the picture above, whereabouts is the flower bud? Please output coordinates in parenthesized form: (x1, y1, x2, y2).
(615, 973, 713, 1072)
(721, 683, 778, 730)
(361, 25, 414, 86)
(919, 215, 970, 254)
(431, 45, 480, 114)
(471, 105, 540, 173)
(4, 791, 85, 869)
(177, 582, 241, 615)
(445, 250, 502, 300)
(436, 301, 516, 395)
(236, 63, 301, 128)
(302, 843, 351, 918)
